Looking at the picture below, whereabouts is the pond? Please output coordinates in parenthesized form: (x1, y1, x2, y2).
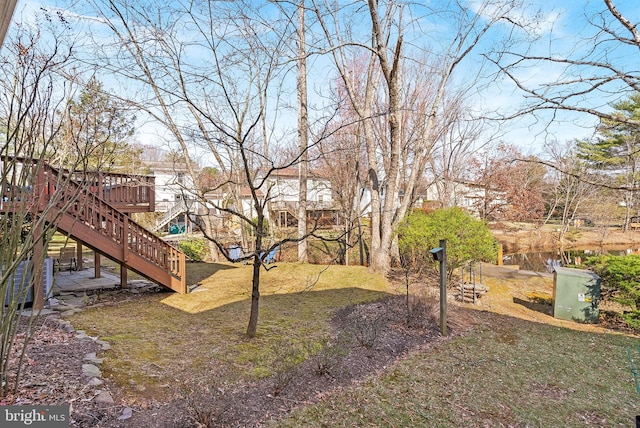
(504, 246, 638, 273)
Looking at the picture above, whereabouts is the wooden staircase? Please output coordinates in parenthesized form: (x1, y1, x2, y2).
(1, 159, 187, 296)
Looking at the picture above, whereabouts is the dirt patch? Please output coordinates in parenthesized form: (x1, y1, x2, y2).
(1, 316, 111, 426)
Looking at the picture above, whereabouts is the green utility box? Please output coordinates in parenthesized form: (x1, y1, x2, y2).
(553, 267, 601, 323)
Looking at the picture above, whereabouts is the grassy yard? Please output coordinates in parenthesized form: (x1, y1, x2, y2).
(69, 263, 392, 399)
(67, 262, 640, 426)
(273, 311, 640, 427)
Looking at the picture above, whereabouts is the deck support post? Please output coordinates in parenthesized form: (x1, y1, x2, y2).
(94, 253, 101, 278)
(32, 217, 45, 310)
(76, 241, 83, 270)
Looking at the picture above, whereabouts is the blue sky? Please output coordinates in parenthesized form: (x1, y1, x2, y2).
(3, 0, 639, 157)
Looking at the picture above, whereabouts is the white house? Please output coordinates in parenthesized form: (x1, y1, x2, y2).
(144, 160, 199, 233)
(262, 167, 337, 228)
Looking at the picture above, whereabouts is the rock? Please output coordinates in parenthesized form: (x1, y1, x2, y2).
(82, 364, 102, 378)
(94, 391, 114, 404)
(118, 407, 133, 420)
(76, 331, 98, 341)
(96, 340, 111, 350)
(84, 352, 104, 365)
(87, 377, 103, 386)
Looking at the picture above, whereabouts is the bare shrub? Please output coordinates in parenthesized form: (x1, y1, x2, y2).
(270, 339, 305, 396)
(306, 336, 350, 377)
(177, 380, 228, 428)
(346, 305, 387, 349)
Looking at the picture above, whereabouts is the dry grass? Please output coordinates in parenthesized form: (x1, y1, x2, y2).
(67, 260, 640, 426)
(67, 263, 393, 401)
(273, 266, 640, 427)
(274, 309, 640, 427)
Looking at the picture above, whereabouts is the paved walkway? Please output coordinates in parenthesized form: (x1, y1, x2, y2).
(20, 266, 159, 317)
(53, 268, 121, 294)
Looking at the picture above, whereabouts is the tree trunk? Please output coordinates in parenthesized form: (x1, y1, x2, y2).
(297, 0, 308, 262)
(246, 256, 261, 338)
(246, 211, 265, 338)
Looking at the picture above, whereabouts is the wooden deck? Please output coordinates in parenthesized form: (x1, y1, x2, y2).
(0, 158, 187, 304)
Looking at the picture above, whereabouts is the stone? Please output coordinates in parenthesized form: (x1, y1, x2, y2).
(118, 407, 133, 420)
(76, 331, 98, 341)
(82, 364, 102, 378)
(96, 340, 111, 350)
(87, 377, 103, 386)
(94, 391, 114, 404)
(84, 352, 104, 365)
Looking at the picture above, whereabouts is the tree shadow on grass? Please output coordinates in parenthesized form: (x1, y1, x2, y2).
(513, 296, 552, 316)
(186, 261, 238, 285)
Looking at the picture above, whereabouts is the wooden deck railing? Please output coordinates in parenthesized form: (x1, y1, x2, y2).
(74, 170, 155, 213)
(0, 158, 186, 293)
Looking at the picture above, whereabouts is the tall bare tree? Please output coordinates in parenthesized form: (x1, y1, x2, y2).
(297, 0, 309, 262)
(311, 0, 527, 273)
(541, 141, 599, 259)
(82, 0, 329, 337)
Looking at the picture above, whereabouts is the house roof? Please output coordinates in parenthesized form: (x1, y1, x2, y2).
(144, 160, 192, 174)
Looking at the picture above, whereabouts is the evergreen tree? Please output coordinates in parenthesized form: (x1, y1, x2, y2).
(577, 93, 640, 230)
(57, 77, 139, 172)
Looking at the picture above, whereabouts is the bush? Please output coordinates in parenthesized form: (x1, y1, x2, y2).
(583, 254, 640, 316)
(397, 207, 497, 276)
(178, 238, 209, 261)
(305, 336, 349, 377)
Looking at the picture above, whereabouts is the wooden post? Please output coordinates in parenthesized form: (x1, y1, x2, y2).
(148, 176, 155, 212)
(121, 215, 128, 288)
(94, 252, 101, 278)
(497, 244, 503, 266)
(439, 239, 447, 336)
(76, 241, 83, 270)
(120, 265, 128, 289)
(97, 172, 103, 201)
(32, 218, 45, 310)
(180, 252, 186, 294)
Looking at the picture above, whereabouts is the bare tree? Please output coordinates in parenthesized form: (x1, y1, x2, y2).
(297, 0, 309, 262)
(311, 0, 527, 272)
(491, 0, 640, 129)
(428, 97, 488, 209)
(82, 0, 332, 337)
(541, 141, 598, 259)
(0, 15, 118, 395)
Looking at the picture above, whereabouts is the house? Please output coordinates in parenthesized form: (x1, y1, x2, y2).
(262, 167, 338, 228)
(424, 178, 507, 218)
(144, 160, 199, 233)
(204, 186, 265, 230)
